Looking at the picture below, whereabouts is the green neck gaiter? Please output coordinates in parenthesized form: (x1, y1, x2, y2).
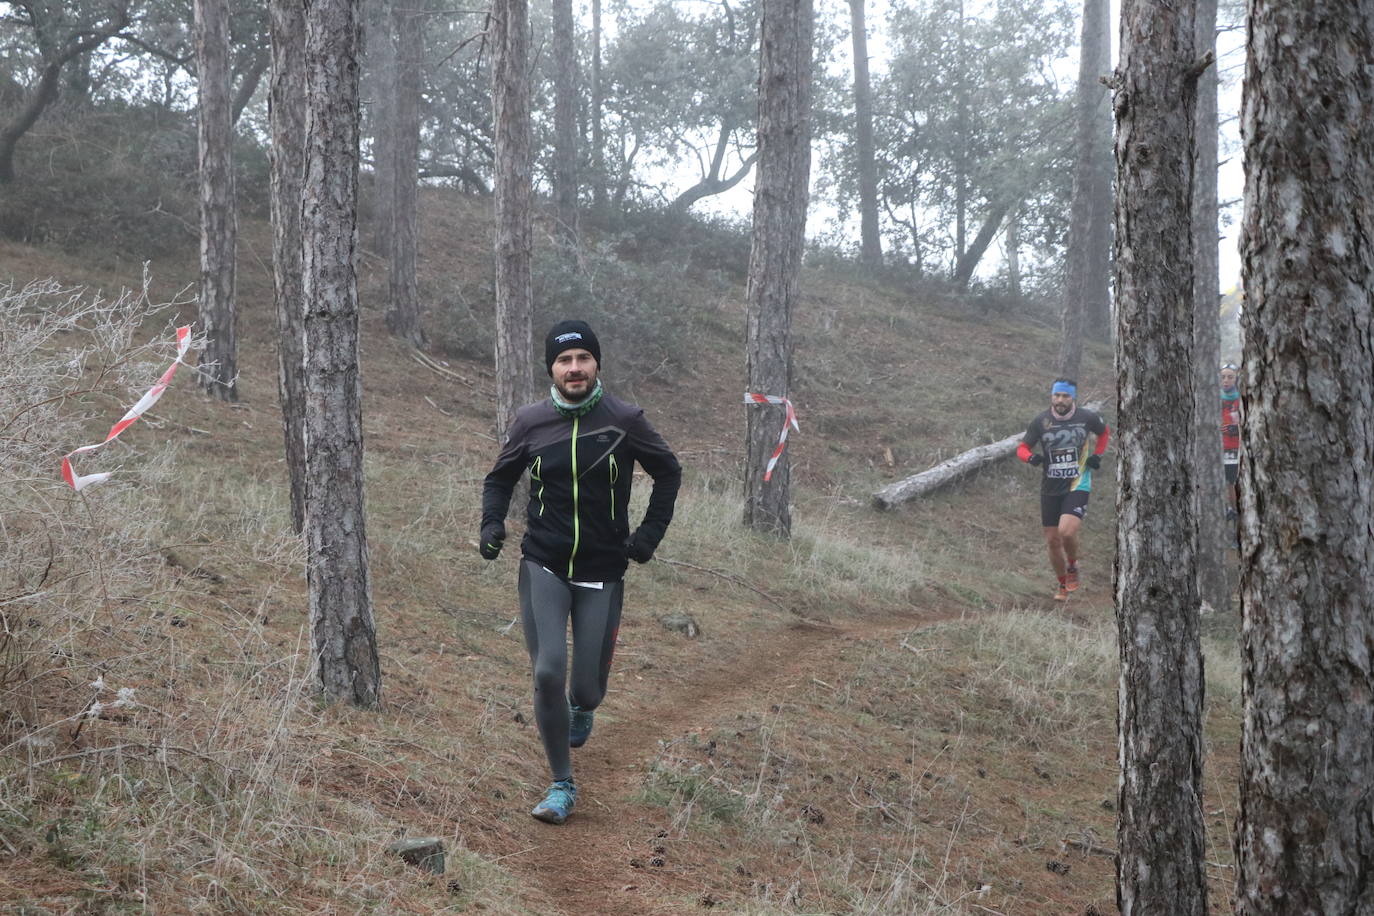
(550, 378, 604, 418)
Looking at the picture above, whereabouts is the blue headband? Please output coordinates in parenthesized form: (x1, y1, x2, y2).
(1051, 381, 1076, 398)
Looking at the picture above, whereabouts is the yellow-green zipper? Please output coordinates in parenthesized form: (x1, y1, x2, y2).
(530, 456, 545, 516)
(567, 416, 580, 578)
(608, 454, 619, 520)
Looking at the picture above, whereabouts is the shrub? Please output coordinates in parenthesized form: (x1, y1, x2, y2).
(0, 273, 186, 743)
(0, 104, 199, 258)
(431, 240, 728, 386)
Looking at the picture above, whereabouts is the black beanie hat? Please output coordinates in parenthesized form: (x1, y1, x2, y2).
(544, 320, 601, 375)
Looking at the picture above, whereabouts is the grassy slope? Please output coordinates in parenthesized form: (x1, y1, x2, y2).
(0, 190, 1242, 915)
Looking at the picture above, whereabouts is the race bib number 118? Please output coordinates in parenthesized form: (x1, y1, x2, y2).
(1048, 448, 1080, 479)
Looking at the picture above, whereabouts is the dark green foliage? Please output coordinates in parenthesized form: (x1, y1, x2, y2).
(432, 212, 735, 385)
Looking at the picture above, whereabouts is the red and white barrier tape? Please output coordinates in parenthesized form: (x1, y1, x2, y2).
(743, 392, 799, 482)
(61, 325, 193, 491)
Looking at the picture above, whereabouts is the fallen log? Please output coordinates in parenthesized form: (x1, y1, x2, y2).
(871, 433, 1021, 509)
(872, 402, 1102, 510)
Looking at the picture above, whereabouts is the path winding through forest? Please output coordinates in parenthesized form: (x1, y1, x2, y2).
(500, 603, 974, 916)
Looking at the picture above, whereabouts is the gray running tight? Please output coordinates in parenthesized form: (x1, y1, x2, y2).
(518, 560, 623, 781)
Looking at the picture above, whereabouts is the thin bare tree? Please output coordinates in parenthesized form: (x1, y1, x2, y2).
(1234, 2, 1374, 911)
(367, 0, 398, 254)
(848, 0, 881, 268)
(743, 0, 813, 538)
(1113, 0, 1208, 911)
(302, 0, 381, 707)
(195, 0, 238, 401)
(491, 0, 535, 437)
(1191, 0, 1227, 614)
(270, 0, 307, 534)
(589, 0, 606, 210)
(1058, 0, 1110, 379)
(1083, 0, 1113, 342)
(552, 0, 579, 244)
(384, 0, 424, 346)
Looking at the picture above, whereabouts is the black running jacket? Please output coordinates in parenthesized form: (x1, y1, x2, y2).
(481, 393, 682, 581)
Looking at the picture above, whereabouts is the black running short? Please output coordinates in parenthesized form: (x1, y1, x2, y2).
(1041, 491, 1091, 528)
(1224, 463, 1239, 485)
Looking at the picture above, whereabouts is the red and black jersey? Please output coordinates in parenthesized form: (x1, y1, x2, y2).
(482, 393, 681, 582)
(1221, 396, 1242, 462)
(1020, 407, 1109, 496)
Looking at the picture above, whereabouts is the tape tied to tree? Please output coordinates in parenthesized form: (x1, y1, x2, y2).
(61, 325, 193, 491)
(743, 392, 799, 482)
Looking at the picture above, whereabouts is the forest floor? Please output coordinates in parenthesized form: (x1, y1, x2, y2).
(1, 190, 1245, 914)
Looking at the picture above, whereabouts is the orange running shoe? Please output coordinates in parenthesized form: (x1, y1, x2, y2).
(1065, 566, 1080, 592)
(1053, 582, 1069, 602)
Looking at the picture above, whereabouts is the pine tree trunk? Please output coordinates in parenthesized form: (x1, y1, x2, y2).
(302, 0, 381, 708)
(195, 0, 238, 402)
(1084, 0, 1113, 342)
(744, 0, 812, 539)
(1113, 0, 1207, 912)
(1191, 0, 1228, 615)
(590, 0, 606, 211)
(367, 0, 397, 255)
(491, 0, 535, 438)
(552, 0, 578, 244)
(848, 0, 880, 268)
(1058, 0, 1110, 379)
(1234, 2, 1374, 911)
(384, 2, 424, 347)
(269, 0, 307, 536)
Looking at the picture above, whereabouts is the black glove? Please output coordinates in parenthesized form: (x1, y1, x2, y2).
(479, 523, 506, 560)
(625, 527, 656, 564)
(1028, 452, 1044, 467)
(1085, 454, 1101, 470)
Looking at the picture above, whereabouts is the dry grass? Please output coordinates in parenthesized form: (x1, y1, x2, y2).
(1, 199, 1244, 915)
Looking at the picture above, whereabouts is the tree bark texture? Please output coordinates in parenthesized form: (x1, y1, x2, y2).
(367, 0, 397, 254)
(1191, 0, 1228, 615)
(491, 0, 535, 438)
(552, 0, 578, 244)
(195, 0, 239, 402)
(1059, 0, 1111, 379)
(848, 0, 881, 268)
(270, 0, 308, 535)
(1234, 2, 1374, 911)
(743, 0, 812, 539)
(302, 0, 381, 708)
(385, 2, 424, 347)
(1113, 0, 1207, 913)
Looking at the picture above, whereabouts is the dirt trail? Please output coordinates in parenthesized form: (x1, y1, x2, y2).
(499, 604, 967, 916)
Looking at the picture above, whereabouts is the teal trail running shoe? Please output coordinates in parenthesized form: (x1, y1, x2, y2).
(569, 703, 595, 748)
(531, 779, 577, 824)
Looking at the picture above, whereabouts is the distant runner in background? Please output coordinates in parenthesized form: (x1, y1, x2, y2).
(1220, 363, 1242, 527)
(1017, 379, 1110, 601)
(480, 320, 682, 825)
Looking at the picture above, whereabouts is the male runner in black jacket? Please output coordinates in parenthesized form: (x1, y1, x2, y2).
(480, 319, 682, 824)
